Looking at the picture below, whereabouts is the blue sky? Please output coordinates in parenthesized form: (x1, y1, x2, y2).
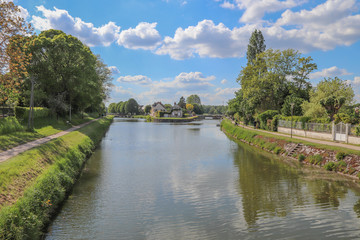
(14, 0, 360, 105)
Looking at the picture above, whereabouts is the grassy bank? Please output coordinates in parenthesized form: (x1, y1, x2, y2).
(0, 113, 98, 152)
(221, 119, 360, 179)
(0, 116, 113, 239)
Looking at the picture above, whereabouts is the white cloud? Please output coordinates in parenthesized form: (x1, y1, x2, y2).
(108, 66, 120, 75)
(156, 20, 253, 59)
(221, 79, 228, 84)
(156, 0, 360, 60)
(309, 66, 352, 80)
(219, 0, 304, 23)
(118, 22, 162, 50)
(199, 87, 240, 104)
(117, 75, 152, 85)
(31, 6, 120, 47)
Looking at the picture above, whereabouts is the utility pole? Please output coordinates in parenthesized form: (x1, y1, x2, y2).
(28, 77, 35, 130)
(290, 102, 294, 138)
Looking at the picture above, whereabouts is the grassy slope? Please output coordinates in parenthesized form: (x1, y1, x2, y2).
(0, 116, 113, 239)
(0, 114, 97, 152)
(221, 119, 360, 156)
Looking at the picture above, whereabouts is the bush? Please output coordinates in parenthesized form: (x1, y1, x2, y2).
(0, 117, 24, 135)
(273, 147, 282, 154)
(298, 154, 306, 162)
(324, 162, 336, 171)
(15, 107, 52, 122)
(257, 110, 279, 130)
(308, 154, 323, 165)
(336, 152, 347, 161)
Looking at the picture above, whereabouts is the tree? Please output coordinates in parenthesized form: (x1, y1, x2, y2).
(246, 29, 266, 65)
(302, 77, 354, 120)
(238, 49, 316, 112)
(164, 104, 172, 112)
(107, 103, 117, 113)
(144, 105, 151, 114)
(25, 29, 105, 119)
(186, 94, 201, 105)
(0, 2, 32, 108)
(186, 103, 194, 112)
(125, 98, 139, 115)
(178, 96, 186, 108)
(192, 103, 203, 114)
(281, 95, 304, 116)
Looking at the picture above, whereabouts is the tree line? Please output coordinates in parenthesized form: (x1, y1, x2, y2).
(1, 2, 112, 122)
(228, 29, 357, 128)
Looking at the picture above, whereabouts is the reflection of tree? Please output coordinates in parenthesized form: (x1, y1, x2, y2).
(354, 199, 360, 218)
(233, 144, 305, 227)
(307, 180, 347, 208)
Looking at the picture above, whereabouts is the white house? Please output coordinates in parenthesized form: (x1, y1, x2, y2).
(171, 102, 183, 117)
(151, 102, 166, 117)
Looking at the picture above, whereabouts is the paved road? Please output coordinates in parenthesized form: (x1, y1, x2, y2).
(0, 118, 99, 163)
(229, 119, 360, 152)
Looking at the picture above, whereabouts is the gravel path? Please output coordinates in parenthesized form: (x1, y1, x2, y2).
(0, 118, 99, 163)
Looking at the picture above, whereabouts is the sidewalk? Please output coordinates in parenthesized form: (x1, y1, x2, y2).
(229, 119, 360, 152)
(0, 118, 99, 163)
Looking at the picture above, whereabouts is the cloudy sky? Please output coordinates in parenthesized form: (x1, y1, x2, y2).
(15, 0, 360, 105)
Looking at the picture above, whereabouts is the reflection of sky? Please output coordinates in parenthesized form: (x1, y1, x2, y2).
(46, 119, 360, 239)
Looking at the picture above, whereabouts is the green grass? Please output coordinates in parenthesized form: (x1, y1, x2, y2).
(222, 119, 360, 156)
(0, 113, 97, 152)
(0, 116, 113, 239)
(133, 115, 147, 119)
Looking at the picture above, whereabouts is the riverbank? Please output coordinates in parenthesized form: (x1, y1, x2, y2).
(151, 116, 198, 122)
(0, 116, 113, 239)
(221, 119, 360, 180)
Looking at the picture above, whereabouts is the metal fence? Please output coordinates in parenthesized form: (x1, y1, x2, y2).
(278, 120, 332, 133)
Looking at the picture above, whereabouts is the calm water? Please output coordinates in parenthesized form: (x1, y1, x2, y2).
(45, 118, 360, 239)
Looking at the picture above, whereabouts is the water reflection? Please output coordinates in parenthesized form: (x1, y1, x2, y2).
(46, 119, 360, 239)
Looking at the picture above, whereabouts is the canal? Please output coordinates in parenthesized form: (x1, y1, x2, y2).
(45, 118, 360, 239)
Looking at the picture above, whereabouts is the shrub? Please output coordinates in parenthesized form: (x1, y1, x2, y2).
(298, 154, 306, 162)
(308, 154, 323, 165)
(336, 152, 347, 160)
(0, 117, 24, 135)
(273, 147, 282, 154)
(337, 160, 347, 167)
(15, 107, 52, 122)
(324, 162, 336, 171)
(257, 110, 279, 130)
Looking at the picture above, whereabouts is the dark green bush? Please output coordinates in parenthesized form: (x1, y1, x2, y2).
(324, 162, 336, 171)
(298, 154, 306, 162)
(336, 152, 347, 160)
(257, 110, 279, 130)
(273, 147, 282, 154)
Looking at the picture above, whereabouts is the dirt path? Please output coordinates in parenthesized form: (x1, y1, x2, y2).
(0, 118, 99, 163)
(229, 119, 360, 151)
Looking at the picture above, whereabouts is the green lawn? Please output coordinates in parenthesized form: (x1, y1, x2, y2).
(0, 113, 98, 152)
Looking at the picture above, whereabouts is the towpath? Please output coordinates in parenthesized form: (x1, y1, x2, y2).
(228, 119, 360, 152)
(0, 118, 99, 163)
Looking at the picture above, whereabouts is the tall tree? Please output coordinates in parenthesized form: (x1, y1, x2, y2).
(302, 77, 354, 120)
(0, 1, 32, 108)
(125, 98, 139, 115)
(246, 29, 266, 65)
(186, 94, 201, 105)
(178, 96, 186, 108)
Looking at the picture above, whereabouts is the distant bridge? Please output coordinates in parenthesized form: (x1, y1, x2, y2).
(197, 114, 224, 120)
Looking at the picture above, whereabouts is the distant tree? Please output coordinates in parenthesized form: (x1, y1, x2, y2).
(178, 96, 186, 108)
(246, 29, 266, 65)
(115, 101, 122, 113)
(164, 103, 172, 112)
(120, 101, 127, 114)
(125, 98, 139, 115)
(192, 103, 203, 114)
(107, 103, 116, 113)
(186, 94, 201, 105)
(144, 105, 151, 114)
(186, 103, 194, 112)
(302, 77, 354, 120)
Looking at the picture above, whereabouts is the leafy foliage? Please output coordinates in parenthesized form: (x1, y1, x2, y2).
(186, 94, 201, 105)
(246, 29, 266, 65)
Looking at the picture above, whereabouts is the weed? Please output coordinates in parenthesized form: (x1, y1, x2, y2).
(335, 152, 347, 161)
(298, 154, 306, 162)
(324, 162, 336, 171)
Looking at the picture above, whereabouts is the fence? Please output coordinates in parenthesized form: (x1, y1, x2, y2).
(278, 120, 332, 133)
